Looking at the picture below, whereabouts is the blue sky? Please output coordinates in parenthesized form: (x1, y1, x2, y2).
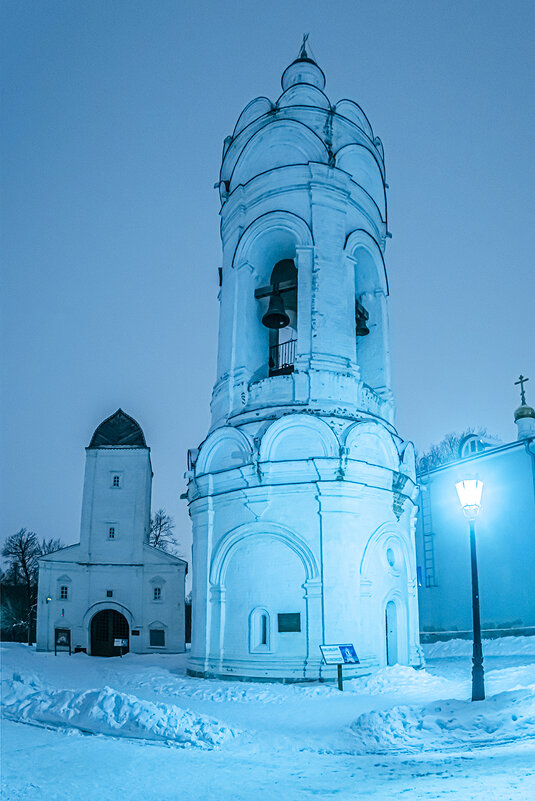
(1, 0, 534, 556)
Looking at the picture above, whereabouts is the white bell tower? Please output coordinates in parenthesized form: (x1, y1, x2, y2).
(188, 44, 422, 681)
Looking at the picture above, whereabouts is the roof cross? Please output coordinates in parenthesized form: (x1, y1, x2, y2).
(299, 33, 309, 59)
(515, 374, 529, 406)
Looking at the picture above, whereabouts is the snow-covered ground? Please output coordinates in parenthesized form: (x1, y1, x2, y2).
(2, 639, 535, 800)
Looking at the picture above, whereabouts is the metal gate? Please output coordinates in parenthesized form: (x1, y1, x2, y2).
(90, 609, 129, 656)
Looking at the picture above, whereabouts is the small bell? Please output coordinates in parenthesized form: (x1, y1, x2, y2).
(262, 291, 290, 329)
(355, 301, 370, 337)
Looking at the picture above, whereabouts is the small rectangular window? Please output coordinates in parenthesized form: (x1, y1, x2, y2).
(108, 527, 115, 539)
(153, 587, 161, 601)
(106, 590, 113, 598)
(112, 475, 120, 487)
(277, 613, 301, 632)
(150, 629, 165, 647)
(60, 586, 68, 600)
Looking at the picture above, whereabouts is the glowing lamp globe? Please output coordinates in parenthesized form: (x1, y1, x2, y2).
(456, 480, 483, 519)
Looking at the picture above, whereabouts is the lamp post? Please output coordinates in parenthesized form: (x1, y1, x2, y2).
(455, 479, 485, 701)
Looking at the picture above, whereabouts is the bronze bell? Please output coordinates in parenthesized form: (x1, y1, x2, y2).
(262, 290, 290, 329)
(355, 301, 370, 337)
(356, 317, 370, 337)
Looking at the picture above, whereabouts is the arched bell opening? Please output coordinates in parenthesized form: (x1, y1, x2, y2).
(353, 247, 389, 394)
(256, 259, 298, 377)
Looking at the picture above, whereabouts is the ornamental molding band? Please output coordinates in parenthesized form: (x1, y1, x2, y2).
(187, 47, 422, 681)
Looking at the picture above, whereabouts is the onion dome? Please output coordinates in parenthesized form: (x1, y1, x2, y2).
(514, 404, 535, 421)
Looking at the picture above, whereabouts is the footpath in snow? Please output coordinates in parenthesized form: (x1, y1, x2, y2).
(2, 637, 535, 800)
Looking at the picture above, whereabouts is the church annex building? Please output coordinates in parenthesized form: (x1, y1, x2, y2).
(36, 410, 187, 656)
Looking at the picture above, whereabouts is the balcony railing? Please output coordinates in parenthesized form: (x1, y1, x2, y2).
(269, 339, 296, 377)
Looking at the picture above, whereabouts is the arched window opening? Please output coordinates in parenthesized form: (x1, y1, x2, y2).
(255, 259, 297, 377)
(56, 574, 72, 601)
(249, 607, 271, 652)
(460, 436, 488, 460)
(353, 247, 388, 393)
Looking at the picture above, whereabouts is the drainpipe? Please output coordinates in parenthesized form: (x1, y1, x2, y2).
(525, 438, 535, 506)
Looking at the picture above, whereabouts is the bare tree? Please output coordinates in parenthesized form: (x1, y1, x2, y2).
(2, 529, 40, 644)
(39, 537, 64, 556)
(0, 591, 28, 641)
(2, 530, 66, 644)
(149, 509, 178, 553)
(416, 428, 492, 474)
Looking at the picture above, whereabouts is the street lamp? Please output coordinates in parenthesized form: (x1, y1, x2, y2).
(456, 479, 485, 701)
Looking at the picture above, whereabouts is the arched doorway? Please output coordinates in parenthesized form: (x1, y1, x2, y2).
(385, 600, 398, 665)
(90, 609, 129, 656)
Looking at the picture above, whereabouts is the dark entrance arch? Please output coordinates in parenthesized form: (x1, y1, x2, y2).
(90, 609, 129, 656)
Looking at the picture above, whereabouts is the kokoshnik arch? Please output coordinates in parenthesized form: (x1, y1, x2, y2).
(187, 45, 423, 681)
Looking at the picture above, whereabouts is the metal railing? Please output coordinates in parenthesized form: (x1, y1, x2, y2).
(269, 339, 296, 376)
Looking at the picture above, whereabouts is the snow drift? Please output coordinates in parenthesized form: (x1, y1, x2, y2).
(350, 686, 535, 753)
(346, 664, 464, 698)
(2, 674, 237, 748)
(424, 636, 535, 659)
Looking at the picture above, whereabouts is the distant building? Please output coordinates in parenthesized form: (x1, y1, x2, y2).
(187, 45, 423, 682)
(36, 410, 187, 655)
(416, 384, 535, 641)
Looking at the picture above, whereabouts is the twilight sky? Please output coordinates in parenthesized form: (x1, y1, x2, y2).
(1, 0, 534, 559)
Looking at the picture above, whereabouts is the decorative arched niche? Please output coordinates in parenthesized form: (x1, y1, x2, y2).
(345, 230, 390, 394)
(232, 211, 313, 383)
(209, 523, 319, 662)
(260, 414, 339, 463)
(277, 83, 331, 110)
(232, 96, 274, 138)
(229, 119, 329, 190)
(196, 427, 253, 476)
(148, 620, 167, 648)
(334, 99, 374, 139)
(343, 420, 399, 470)
(335, 144, 386, 218)
(249, 606, 272, 653)
(399, 442, 416, 481)
(210, 521, 320, 587)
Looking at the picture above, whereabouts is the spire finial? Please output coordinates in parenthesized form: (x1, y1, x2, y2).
(515, 374, 529, 406)
(299, 33, 309, 59)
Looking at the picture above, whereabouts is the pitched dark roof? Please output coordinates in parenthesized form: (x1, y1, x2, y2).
(88, 409, 147, 448)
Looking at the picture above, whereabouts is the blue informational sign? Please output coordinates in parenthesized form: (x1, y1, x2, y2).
(320, 643, 360, 665)
(338, 644, 359, 664)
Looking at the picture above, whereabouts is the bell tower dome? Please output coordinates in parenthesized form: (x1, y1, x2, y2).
(188, 48, 422, 681)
